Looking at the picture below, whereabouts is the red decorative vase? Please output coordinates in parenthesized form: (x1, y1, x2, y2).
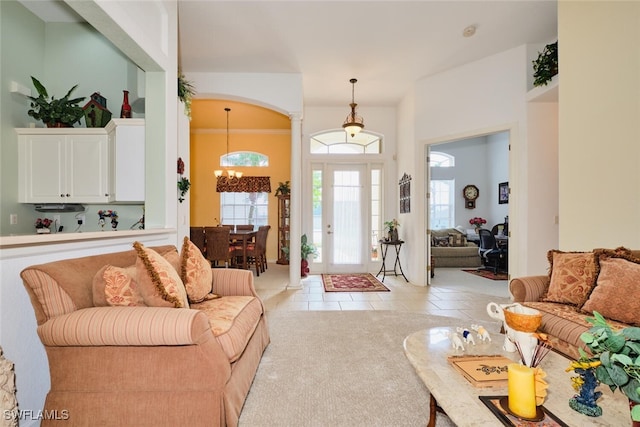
(120, 90, 132, 118)
(301, 259, 309, 277)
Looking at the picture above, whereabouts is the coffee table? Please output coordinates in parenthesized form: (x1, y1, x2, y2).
(403, 327, 630, 426)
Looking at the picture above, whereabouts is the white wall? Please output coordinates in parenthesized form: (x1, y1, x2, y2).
(0, 2, 178, 423)
(558, 1, 640, 250)
(399, 45, 557, 284)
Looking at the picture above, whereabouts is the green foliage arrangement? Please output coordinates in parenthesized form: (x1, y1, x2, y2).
(532, 41, 558, 87)
(282, 234, 318, 261)
(27, 76, 85, 127)
(275, 181, 290, 197)
(178, 73, 195, 119)
(579, 311, 640, 420)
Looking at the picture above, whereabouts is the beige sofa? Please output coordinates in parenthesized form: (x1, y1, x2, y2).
(509, 248, 640, 359)
(430, 228, 481, 268)
(20, 244, 269, 426)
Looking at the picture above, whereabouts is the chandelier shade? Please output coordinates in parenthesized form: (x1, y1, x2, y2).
(342, 78, 364, 137)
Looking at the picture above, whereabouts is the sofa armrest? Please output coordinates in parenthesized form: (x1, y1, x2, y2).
(37, 306, 213, 347)
(212, 268, 259, 298)
(509, 275, 549, 303)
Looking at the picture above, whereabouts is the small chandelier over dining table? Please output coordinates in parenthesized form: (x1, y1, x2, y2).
(342, 78, 364, 137)
(214, 107, 243, 182)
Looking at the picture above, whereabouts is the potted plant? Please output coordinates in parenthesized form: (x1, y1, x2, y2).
(35, 218, 52, 234)
(578, 311, 640, 422)
(469, 217, 487, 232)
(178, 72, 195, 119)
(282, 234, 318, 277)
(532, 41, 558, 87)
(275, 181, 290, 197)
(27, 76, 85, 127)
(384, 219, 400, 241)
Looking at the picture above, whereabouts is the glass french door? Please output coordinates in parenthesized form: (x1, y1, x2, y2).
(314, 164, 368, 273)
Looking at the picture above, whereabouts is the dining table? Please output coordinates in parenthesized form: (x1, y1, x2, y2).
(229, 229, 257, 270)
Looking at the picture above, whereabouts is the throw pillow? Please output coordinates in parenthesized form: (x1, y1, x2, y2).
(93, 265, 145, 307)
(543, 250, 598, 307)
(582, 254, 640, 326)
(133, 241, 189, 308)
(448, 233, 467, 247)
(180, 237, 219, 303)
(434, 237, 450, 247)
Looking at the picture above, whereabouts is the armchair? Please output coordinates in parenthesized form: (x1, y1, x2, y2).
(478, 229, 507, 273)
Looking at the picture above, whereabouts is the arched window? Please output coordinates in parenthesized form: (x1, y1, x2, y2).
(221, 151, 268, 167)
(430, 152, 454, 167)
(310, 130, 381, 154)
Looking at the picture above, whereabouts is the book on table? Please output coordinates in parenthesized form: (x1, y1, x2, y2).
(447, 355, 513, 388)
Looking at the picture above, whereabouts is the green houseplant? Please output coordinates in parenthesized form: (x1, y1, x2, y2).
(532, 41, 558, 87)
(178, 72, 195, 119)
(282, 234, 318, 277)
(579, 311, 640, 421)
(274, 181, 290, 197)
(27, 76, 85, 127)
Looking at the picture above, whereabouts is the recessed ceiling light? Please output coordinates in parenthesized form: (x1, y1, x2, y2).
(463, 25, 477, 38)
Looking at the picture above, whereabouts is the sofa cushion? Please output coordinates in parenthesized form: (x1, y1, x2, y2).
(93, 265, 145, 307)
(133, 242, 189, 308)
(582, 254, 640, 326)
(180, 237, 219, 303)
(448, 233, 467, 247)
(543, 250, 598, 307)
(192, 296, 263, 362)
(433, 236, 450, 247)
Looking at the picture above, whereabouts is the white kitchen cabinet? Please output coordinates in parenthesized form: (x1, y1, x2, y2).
(17, 119, 145, 204)
(106, 119, 145, 202)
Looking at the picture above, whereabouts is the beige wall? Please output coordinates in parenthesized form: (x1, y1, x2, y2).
(558, 1, 640, 249)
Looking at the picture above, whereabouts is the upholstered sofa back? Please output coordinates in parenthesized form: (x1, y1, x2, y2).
(21, 245, 177, 325)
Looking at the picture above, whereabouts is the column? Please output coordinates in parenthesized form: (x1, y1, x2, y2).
(287, 112, 303, 289)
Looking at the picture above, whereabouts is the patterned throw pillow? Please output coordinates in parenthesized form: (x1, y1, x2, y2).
(543, 250, 598, 307)
(448, 233, 467, 247)
(434, 237, 450, 247)
(93, 265, 145, 307)
(133, 241, 189, 308)
(180, 237, 219, 303)
(582, 254, 640, 326)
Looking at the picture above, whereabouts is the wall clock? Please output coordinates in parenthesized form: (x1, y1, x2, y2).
(463, 184, 479, 209)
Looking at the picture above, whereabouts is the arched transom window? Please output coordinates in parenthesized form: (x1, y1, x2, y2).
(310, 130, 381, 154)
(221, 151, 268, 167)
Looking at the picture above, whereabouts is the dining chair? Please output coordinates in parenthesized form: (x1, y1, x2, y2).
(477, 228, 506, 274)
(204, 226, 233, 268)
(235, 224, 255, 231)
(230, 225, 270, 276)
(189, 226, 206, 256)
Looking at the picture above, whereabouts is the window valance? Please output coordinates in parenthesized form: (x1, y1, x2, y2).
(216, 176, 272, 193)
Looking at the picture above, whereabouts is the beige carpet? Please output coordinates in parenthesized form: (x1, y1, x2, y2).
(239, 311, 500, 426)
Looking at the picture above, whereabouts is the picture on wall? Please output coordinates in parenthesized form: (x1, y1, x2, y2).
(498, 182, 509, 204)
(399, 173, 411, 213)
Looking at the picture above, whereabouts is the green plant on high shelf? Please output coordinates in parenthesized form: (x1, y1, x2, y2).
(578, 311, 640, 421)
(274, 181, 290, 197)
(178, 72, 195, 119)
(27, 76, 85, 127)
(532, 41, 558, 87)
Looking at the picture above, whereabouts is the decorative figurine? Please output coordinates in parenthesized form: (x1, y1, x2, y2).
(450, 332, 465, 351)
(471, 324, 492, 342)
(457, 327, 475, 345)
(567, 360, 603, 417)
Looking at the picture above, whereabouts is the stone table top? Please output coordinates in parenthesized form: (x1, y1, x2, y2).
(403, 327, 631, 427)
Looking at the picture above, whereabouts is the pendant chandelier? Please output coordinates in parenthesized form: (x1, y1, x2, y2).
(342, 78, 364, 137)
(214, 107, 243, 182)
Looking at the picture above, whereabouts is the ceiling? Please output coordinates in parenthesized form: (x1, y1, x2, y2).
(20, 0, 557, 107)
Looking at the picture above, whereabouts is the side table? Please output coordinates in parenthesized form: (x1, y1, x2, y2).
(376, 240, 408, 282)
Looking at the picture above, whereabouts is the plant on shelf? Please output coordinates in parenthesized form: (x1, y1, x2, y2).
(27, 76, 85, 127)
(532, 41, 558, 87)
(282, 234, 318, 277)
(384, 219, 400, 241)
(178, 73, 195, 120)
(177, 157, 191, 203)
(578, 311, 640, 421)
(274, 181, 290, 197)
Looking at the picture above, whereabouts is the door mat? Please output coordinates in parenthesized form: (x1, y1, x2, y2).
(462, 269, 509, 281)
(322, 273, 390, 292)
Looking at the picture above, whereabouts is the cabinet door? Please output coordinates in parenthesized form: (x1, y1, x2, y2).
(19, 134, 66, 203)
(66, 134, 111, 203)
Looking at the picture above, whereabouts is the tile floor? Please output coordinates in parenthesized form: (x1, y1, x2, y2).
(253, 264, 512, 323)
